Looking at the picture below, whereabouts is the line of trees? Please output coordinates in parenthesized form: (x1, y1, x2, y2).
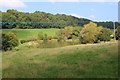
(1, 9, 119, 29)
(2, 9, 90, 29)
(57, 22, 113, 43)
(2, 22, 120, 51)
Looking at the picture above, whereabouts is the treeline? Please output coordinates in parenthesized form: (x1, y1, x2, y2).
(2, 9, 90, 29)
(1, 9, 119, 29)
(2, 22, 120, 51)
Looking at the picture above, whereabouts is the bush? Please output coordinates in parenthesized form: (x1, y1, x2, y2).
(0, 32, 2, 50)
(81, 22, 99, 43)
(97, 28, 112, 41)
(20, 40, 26, 44)
(14, 47, 19, 51)
(38, 32, 44, 40)
(53, 36, 58, 39)
(2, 32, 19, 51)
(115, 26, 120, 40)
(20, 39, 37, 44)
(43, 34, 48, 42)
(79, 36, 87, 44)
(48, 36, 53, 40)
(56, 26, 82, 41)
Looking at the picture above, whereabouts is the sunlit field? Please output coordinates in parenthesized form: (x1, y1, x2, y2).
(3, 42, 118, 78)
(2, 29, 59, 40)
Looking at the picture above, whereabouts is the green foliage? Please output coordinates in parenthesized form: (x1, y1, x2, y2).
(57, 26, 82, 41)
(0, 31, 2, 50)
(115, 26, 120, 40)
(37, 32, 48, 42)
(43, 34, 48, 42)
(2, 9, 91, 29)
(2, 9, 119, 29)
(81, 22, 99, 43)
(97, 27, 112, 41)
(72, 27, 82, 38)
(63, 26, 74, 39)
(38, 32, 44, 40)
(96, 21, 119, 29)
(2, 32, 19, 51)
(20, 40, 26, 44)
(57, 29, 66, 41)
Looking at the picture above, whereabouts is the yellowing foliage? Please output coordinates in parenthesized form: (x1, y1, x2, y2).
(81, 22, 99, 43)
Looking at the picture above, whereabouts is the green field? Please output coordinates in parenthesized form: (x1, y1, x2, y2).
(2, 29, 60, 40)
(2, 29, 114, 40)
(3, 42, 118, 78)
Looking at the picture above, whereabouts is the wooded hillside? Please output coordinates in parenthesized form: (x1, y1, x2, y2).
(1, 9, 119, 29)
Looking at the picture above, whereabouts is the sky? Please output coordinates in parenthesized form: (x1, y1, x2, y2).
(0, 0, 119, 22)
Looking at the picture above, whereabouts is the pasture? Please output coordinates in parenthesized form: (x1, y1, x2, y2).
(2, 29, 60, 40)
(2, 42, 118, 78)
(2, 29, 114, 40)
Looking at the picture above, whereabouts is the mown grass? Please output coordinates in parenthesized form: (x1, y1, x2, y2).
(2, 29, 59, 40)
(2, 42, 118, 78)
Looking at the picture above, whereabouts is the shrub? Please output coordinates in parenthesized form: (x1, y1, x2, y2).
(20, 40, 26, 44)
(56, 26, 82, 41)
(48, 36, 53, 40)
(2, 32, 19, 51)
(56, 29, 66, 41)
(72, 27, 82, 38)
(79, 36, 87, 44)
(81, 22, 99, 43)
(43, 34, 48, 42)
(53, 36, 58, 39)
(97, 28, 112, 41)
(0, 32, 2, 50)
(38, 32, 44, 40)
(20, 39, 35, 44)
(115, 26, 120, 40)
(14, 47, 19, 51)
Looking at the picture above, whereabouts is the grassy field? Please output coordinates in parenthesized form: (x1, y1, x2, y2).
(2, 29, 60, 40)
(2, 42, 118, 78)
(2, 29, 114, 40)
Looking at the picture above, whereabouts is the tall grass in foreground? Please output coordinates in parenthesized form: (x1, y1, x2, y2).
(2, 42, 118, 78)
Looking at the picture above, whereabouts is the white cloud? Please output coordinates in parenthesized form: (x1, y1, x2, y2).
(89, 15, 96, 18)
(71, 13, 83, 18)
(1, 9, 6, 12)
(0, 0, 26, 8)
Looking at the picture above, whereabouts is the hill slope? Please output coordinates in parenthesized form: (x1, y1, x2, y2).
(2, 9, 91, 29)
(3, 42, 118, 78)
(2, 9, 119, 29)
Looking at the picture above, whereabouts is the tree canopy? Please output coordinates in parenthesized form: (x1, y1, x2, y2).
(2, 9, 119, 29)
(2, 9, 91, 29)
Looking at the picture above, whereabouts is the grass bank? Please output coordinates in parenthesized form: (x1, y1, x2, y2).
(2, 42, 118, 78)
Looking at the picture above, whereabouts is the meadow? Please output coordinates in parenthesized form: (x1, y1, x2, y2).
(2, 29, 60, 40)
(2, 42, 118, 78)
(2, 27, 118, 78)
(2, 29, 114, 40)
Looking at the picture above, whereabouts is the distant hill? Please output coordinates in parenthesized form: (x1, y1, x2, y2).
(1, 9, 119, 29)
